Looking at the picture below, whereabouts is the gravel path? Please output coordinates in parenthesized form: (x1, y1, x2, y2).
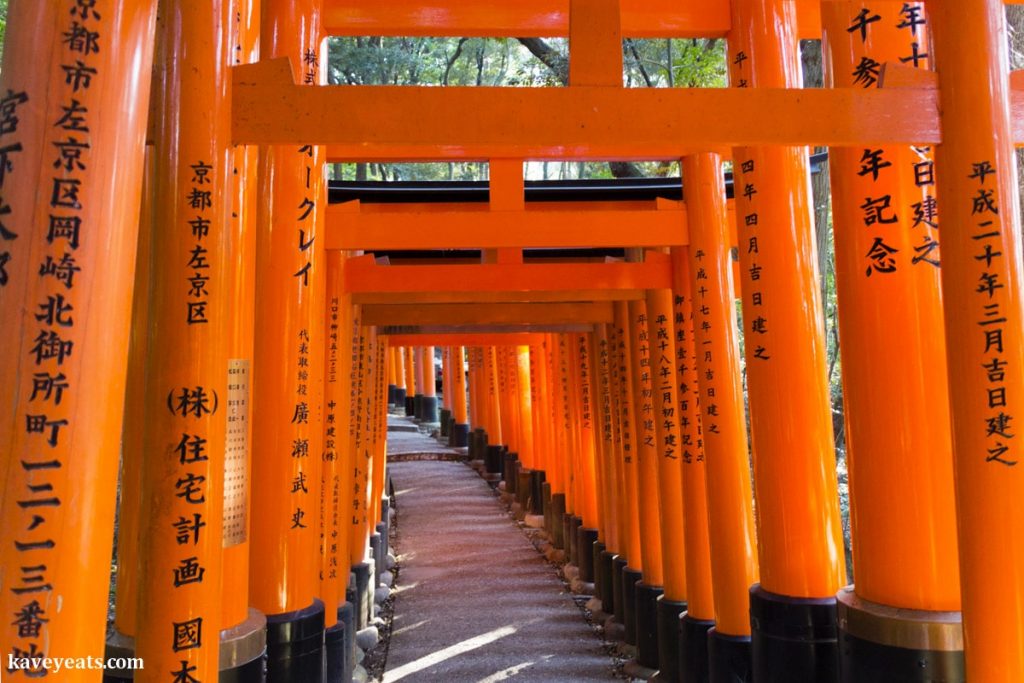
(382, 459, 618, 682)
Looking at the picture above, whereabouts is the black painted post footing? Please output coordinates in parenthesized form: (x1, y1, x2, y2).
(450, 422, 470, 447)
(352, 562, 374, 630)
(550, 493, 566, 549)
(542, 481, 553, 531)
(219, 609, 268, 683)
(503, 452, 519, 492)
(369, 533, 382, 587)
(266, 599, 325, 683)
(485, 445, 504, 474)
(412, 394, 423, 419)
(404, 395, 415, 416)
(569, 515, 583, 565)
(530, 470, 546, 515)
(387, 384, 397, 407)
(680, 613, 714, 683)
(636, 582, 664, 670)
(750, 583, 839, 683)
(421, 395, 438, 423)
(577, 527, 599, 583)
(654, 597, 687, 682)
(599, 550, 616, 615)
(338, 603, 356, 683)
(562, 513, 574, 561)
(592, 541, 607, 604)
(324, 621, 346, 683)
(393, 387, 406, 410)
(708, 628, 752, 683)
(836, 587, 964, 683)
(612, 556, 628, 622)
(439, 408, 451, 435)
(622, 566, 644, 645)
(516, 468, 532, 509)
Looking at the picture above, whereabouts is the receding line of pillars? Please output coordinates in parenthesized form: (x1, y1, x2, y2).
(5, 1, 1024, 682)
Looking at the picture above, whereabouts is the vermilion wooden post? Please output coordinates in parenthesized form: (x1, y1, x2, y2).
(728, 0, 846, 678)
(932, 1, 1024, 679)
(821, 3, 964, 679)
(0, 0, 157, 676)
(679, 156, 761, 683)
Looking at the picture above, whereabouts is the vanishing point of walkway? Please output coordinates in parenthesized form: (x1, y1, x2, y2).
(383, 422, 618, 682)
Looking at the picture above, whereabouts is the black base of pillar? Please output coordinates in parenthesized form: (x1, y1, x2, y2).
(750, 583, 839, 683)
(598, 550, 616, 614)
(450, 422, 470, 447)
(562, 512, 574, 561)
(680, 613, 714, 683)
(655, 597, 688, 682)
(550, 493, 566, 549)
(420, 395, 438, 423)
(708, 628, 752, 683)
(542, 482, 553, 530)
(836, 587, 964, 683)
(376, 520, 389, 569)
(636, 582, 664, 669)
(516, 468, 532, 508)
(569, 515, 583, 565)
(503, 451, 519, 492)
(404, 396, 415, 416)
(530, 470, 546, 515)
(324, 621, 347, 683)
(439, 408, 451, 435)
(352, 562, 374, 630)
(622, 566, 643, 645)
(393, 387, 406, 409)
(577, 527, 599, 582)
(612, 556, 628, 622)
(485, 445, 504, 474)
(265, 600, 326, 683)
(470, 427, 486, 459)
(220, 609, 268, 683)
(387, 384, 397, 407)
(592, 541, 607, 602)
(338, 603, 356, 683)
(369, 533, 382, 586)
(219, 655, 266, 683)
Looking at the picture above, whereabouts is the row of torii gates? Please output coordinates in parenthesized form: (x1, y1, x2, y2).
(2, 0, 1024, 681)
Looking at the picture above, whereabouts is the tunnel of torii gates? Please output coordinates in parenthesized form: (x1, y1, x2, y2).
(6, 0, 1024, 682)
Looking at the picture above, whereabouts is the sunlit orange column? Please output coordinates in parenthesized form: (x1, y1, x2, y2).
(543, 336, 568, 547)
(403, 345, 416, 416)
(645, 284, 690, 680)
(348, 321, 376, 632)
(394, 345, 407, 410)
(931, 1, 1024, 679)
(555, 335, 578, 550)
(592, 325, 621, 618)
(670, 229, 717, 682)
(128, 0, 237, 679)
(486, 346, 503, 446)
(248, 0, 327, 677)
(527, 343, 550, 517)
(627, 300, 666, 670)
(451, 347, 470, 446)
(571, 333, 601, 582)
(605, 318, 634, 628)
(515, 346, 536, 470)
(821, 3, 964, 678)
(0, 1, 156, 676)
(613, 302, 645, 646)
(728, 0, 846, 678)
(420, 346, 438, 422)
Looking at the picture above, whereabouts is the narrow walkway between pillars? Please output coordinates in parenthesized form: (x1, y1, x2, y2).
(383, 451, 618, 681)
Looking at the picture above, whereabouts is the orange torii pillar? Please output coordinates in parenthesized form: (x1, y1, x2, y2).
(387, 346, 399, 408)
(450, 346, 471, 447)
(526, 343, 550, 517)
(627, 300, 667, 672)
(728, 1, 847, 679)
(0, 0, 156, 676)
(682, 154, 761, 683)
(822, 4, 964, 679)
(932, 2, 1024, 680)
(249, 0, 328, 677)
(439, 347, 453, 436)
(571, 333, 601, 583)
(590, 326, 621, 619)
(324, 250, 358, 680)
(646, 283, 691, 681)
(511, 345, 537, 512)
(467, 347, 487, 461)
(605, 317, 639, 636)
(544, 336, 568, 550)
(671, 233, 718, 683)
(420, 345, 439, 423)
(368, 332, 390, 623)
(555, 335, 578, 555)
(613, 302, 645, 647)
(131, 0, 237, 679)
(348, 318, 377, 635)
(499, 346, 523, 495)
(482, 346, 506, 482)
(393, 345, 407, 410)
(403, 345, 416, 416)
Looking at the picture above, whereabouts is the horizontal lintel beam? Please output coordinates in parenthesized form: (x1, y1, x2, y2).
(363, 302, 615, 326)
(343, 259, 672, 294)
(351, 289, 646, 305)
(233, 60, 963, 159)
(386, 333, 547, 347)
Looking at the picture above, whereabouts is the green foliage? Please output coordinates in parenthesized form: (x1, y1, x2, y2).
(0, 0, 8, 65)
